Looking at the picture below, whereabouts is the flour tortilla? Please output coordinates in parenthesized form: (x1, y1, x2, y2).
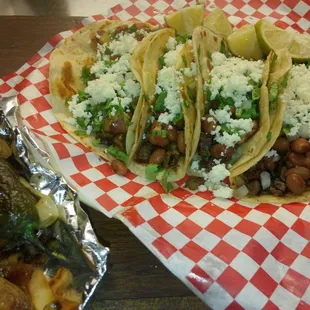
(49, 20, 156, 162)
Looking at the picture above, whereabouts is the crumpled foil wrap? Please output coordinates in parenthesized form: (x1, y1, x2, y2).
(0, 95, 109, 309)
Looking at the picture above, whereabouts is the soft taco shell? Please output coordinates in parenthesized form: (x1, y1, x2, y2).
(128, 28, 196, 182)
(230, 49, 294, 203)
(49, 20, 155, 162)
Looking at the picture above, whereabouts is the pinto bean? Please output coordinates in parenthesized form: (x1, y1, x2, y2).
(264, 157, 276, 172)
(288, 152, 307, 167)
(167, 126, 177, 141)
(111, 159, 127, 176)
(110, 118, 127, 134)
(291, 138, 310, 154)
(201, 115, 216, 133)
(273, 137, 290, 153)
(177, 131, 186, 154)
(210, 144, 226, 159)
(149, 149, 166, 165)
(286, 173, 306, 195)
(285, 167, 310, 180)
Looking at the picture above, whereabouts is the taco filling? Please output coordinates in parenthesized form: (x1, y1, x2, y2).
(66, 23, 152, 163)
(135, 36, 197, 180)
(240, 64, 310, 197)
(187, 52, 264, 197)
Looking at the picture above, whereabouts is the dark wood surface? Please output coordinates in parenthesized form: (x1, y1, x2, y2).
(0, 16, 207, 309)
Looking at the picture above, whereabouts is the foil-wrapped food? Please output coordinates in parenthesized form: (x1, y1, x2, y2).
(0, 96, 109, 309)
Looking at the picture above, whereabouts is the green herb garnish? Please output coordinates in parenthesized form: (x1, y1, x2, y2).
(269, 82, 278, 109)
(104, 47, 113, 55)
(252, 84, 260, 100)
(145, 164, 162, 181)
(128, 23, 138, 33)
(283, 124, 293, 136)
(92, 138, 101, 146)
(182, 55, 188, 67)
(107, 145, 129, 163)
(266, 131, 272, 142)
(184, 100, 190, 108)
(158, 55, 165, 69)
(81, 66, 94, 84)
(176, 35, 191, 44)
(161, 170, 173, 193)
(154, 91, 167, 112)
(75, 129, 86, 136)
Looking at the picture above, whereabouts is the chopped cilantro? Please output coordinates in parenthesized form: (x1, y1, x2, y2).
(128, 23, 137, 33)
(104, 47, 113, 55)
(252, 84, 260, 100)
(240, 104, 259, 119)
(92, 138, 101, 146)
(186, 86, 195, 102)
(78, 89, 89, 101)
(161, 170, 173, 193)
(220, 40, 227, 54)
(158, 56, 165, 69)
(145, 164, 162, 181)
(176, 35, 191, 44)
(107, 145, 129, 163)
(204, 87, 212, 101)
(283, 124, 293, 136)
(197, 46, 201, 58)
(172, 110, 184, 124)
(75, 129, 86, 136)
(161, 130, 167, 138)
(279, 73, 289, 92)
(154, 91, 167, 112)
(269, 82, 278, 109)
(81, 66, 94, 84)
(184, 100, 190, 108)
(266, 131, 272, 142)
(182, 55, 187, 67)
(270, 53, 278, 72)
(206, 51, 212, 60)
(76, 117, 87, 129)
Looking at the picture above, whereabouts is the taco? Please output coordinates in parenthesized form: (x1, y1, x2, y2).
(49, 20, 157, 173)
(128, 28, 197, 186)
(231, 60, 310, 203)
(186, 26, 283, 198)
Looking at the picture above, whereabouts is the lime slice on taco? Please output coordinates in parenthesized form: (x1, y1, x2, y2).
(203, 7, 233, 38)
(255, 19, 294, 55)
(164, 5, 204, 36)
(227, 24, 263, 60)
(289, 34, 310, 63)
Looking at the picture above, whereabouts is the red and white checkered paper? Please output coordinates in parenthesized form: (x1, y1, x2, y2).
(1, 1, 310, 309)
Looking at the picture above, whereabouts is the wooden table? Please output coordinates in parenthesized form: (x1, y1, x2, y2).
(0, 16, 207, 310)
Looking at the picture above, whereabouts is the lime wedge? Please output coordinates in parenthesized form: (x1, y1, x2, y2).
(164, 5, 205, 36)
(289, 34, 310, 63)
(255, 19, 295, 55)
(227, 24, 263, 60)
(203, 7, 233, 39)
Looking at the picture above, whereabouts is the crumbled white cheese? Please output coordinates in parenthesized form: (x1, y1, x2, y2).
(164, 44, 184, 67)
(207, 52, 264, 108)
(281, 64, 310, 138)
(191, 160, 200, 171)
(184, 62, 197, 77)
(165, 37, 177, 51)
(265, 150, 280, 161)
(156, 66, 182, 124)
(209, 105, 253, 148)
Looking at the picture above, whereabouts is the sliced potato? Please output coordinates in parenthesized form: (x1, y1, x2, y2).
(28, 268, 55, 310)
(49, 267, 73, 296)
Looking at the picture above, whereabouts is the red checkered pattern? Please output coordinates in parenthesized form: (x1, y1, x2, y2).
(1, 1, 310, 308)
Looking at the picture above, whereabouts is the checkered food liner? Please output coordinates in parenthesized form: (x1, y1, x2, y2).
(1, 1, 310, 309)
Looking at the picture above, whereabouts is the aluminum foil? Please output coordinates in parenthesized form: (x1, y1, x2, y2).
(0, 95, 109, 309)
